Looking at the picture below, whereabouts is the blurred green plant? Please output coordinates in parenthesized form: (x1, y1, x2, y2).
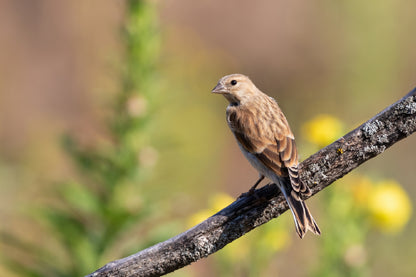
(0, 1, 171, 276)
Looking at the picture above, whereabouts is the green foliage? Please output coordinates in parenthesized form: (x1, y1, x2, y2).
(1, 1, 165, 276)
(312, 182, 370, 277)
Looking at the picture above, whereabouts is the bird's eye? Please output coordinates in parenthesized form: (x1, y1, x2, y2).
(230, 80, 237, 86)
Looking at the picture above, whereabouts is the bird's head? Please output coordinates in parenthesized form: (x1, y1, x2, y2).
(212, 74, 259, 105)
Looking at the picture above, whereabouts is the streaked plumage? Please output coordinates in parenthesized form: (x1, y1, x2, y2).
(212, 73, 320, 238)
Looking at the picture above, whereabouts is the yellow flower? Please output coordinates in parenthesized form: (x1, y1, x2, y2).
(350, 175, 373, 208)
(368, 180, 412, 233)
(187, 193, 234, 228)
(259, 226, 291, 252)
(302, 114, 344, 147)
(209, 193, 234, 212)
(187, 209, 213, 228)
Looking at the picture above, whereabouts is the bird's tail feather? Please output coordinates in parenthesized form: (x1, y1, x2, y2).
(281, 186, 321, 238)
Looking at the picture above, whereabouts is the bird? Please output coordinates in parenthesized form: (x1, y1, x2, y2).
(212, 73, 320, 238)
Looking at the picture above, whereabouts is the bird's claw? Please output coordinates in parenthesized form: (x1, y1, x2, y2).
(237, 188, 256, 199)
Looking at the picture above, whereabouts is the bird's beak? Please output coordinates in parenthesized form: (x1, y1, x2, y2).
(212, 83, 226, 94)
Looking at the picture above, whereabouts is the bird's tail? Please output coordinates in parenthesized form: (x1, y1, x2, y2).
(281, 184, 321, 238)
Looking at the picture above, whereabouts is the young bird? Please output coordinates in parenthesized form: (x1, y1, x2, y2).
(212, 73, 320, 238)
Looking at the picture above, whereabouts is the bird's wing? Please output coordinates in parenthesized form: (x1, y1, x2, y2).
(281, 138, 311, 197)
(227, 104, 311, 196)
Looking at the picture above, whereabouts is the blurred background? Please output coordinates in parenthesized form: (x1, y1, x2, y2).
(0, 0, 415, 276)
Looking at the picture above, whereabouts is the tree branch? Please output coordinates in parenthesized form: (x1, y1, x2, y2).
(87, 88, 416, 277)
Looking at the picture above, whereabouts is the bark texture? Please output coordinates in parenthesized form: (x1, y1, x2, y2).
(87, 88, 416, 277)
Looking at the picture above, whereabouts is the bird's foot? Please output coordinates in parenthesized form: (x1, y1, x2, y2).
(237, 187, 257, 199)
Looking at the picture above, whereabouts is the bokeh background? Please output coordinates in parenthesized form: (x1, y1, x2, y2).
(1, 0, 415, 276)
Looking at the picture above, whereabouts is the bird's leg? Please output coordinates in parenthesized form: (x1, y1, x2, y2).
(248, 175, 265, 193)
(238, 175, 265, 199)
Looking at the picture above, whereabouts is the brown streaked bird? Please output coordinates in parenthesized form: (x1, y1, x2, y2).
(212, 73, 320, 238)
